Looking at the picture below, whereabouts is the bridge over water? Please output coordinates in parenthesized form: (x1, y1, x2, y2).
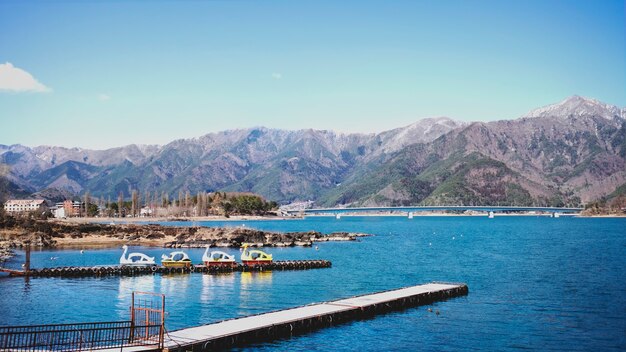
(287, 206, 583, 218)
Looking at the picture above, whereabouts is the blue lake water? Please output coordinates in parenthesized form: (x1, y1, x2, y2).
(1, 216, 625, 351)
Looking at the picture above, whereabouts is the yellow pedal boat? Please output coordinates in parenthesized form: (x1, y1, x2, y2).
(161, 251, 192, 268)
(241, 243, 273, 266)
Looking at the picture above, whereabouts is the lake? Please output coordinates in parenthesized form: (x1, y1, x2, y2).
(1, 216, 625, 351)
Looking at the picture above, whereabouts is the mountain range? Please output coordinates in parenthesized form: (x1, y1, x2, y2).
(1, 95, 625, 207)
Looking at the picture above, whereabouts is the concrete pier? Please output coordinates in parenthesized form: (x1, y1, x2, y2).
(162, 282, 468, 351)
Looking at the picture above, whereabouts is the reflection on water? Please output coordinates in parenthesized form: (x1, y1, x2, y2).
(118, 275, 156, 299)
(160, 273, 191, 298)
(198, 273, 238, 323)
(200, 273, 236, 304)
(239, 271, 274, 315)
(240, 271, 273, 286)
(117, 275, 157, 319)
(22, 277, 31, 294)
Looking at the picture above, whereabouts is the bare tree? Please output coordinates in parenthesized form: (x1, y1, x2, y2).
(162, 191, 168, 207)
(118, 192, 124, 218)
(197, 191, 207, 217)
(83, 191, 90, 217)
(131, 191, 136, 217)
(203, 192, 207, 216)
(152, 191, 159, 217)
(131, 190, 139, 217)
(144, 190, 150, 214)
(195, 192, 200, 216)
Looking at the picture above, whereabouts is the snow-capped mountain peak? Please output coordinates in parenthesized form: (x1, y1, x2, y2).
(522, 95, 625, 121)
(375, 117, 467, 155)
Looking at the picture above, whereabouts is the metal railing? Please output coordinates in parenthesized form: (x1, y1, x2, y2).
(0, 320, 161, 351)
(0, 292, 165, 351)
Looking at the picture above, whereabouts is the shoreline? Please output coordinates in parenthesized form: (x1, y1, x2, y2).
(307, 213, 625, 218)
(0, 219, 370, 262)
(55, 214, 293, 224)
(55, 212, 626, 224)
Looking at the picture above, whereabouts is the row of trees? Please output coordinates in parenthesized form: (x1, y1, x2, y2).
(82, 191, 278, 218)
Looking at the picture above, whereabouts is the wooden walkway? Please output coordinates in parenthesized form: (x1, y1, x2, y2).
(162, 282, 468, 351)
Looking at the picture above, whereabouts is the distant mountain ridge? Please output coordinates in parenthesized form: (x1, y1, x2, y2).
(523, 95, 626, 121)
(1, 96, 625, 207)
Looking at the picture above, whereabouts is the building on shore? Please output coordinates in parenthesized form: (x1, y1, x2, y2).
(54, 200, 83, 218)
(3, 199, 47, 214)
(140, 206, 154, 217)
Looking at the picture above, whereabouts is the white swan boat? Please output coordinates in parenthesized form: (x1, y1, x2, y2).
(202, 245, 237, 267)
(120, 245, 156, 266)
(161, 251, 192, 268)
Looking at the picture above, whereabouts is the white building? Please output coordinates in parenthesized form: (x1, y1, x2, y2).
(4, 199, 47, 213)
(140, 207, 153, 217)
(54, 206, 66, 219)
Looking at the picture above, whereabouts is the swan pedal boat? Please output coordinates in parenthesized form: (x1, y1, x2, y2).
(120, 245, 156, 266)
(161, 251, 192, 268)
(241, 243, 273, 266)
(202, 246, 237, 267)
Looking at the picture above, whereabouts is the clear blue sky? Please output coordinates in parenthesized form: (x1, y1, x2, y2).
(1, 0, 624, 149)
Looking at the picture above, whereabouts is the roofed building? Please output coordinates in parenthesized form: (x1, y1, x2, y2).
(3, 199, 47, 214)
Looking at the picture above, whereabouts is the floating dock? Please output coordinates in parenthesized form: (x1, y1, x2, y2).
(0, 260, 332, 278)
(162, 282, 468, 351)
(0, 267, 28, 276)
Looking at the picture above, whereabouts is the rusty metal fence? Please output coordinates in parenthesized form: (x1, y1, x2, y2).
(0, 292, 165, 351)
(130, 291, 165, 348)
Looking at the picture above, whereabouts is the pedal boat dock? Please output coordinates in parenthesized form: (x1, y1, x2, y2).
(161, 282, 468, 351)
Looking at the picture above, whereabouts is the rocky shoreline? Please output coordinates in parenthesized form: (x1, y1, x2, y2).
(0, 220, 370, 262)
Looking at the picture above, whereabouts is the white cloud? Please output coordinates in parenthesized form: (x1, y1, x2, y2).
(98, 93, 111, 101)
(271, 72, 282, 80)
(0, 62, 51, 93)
